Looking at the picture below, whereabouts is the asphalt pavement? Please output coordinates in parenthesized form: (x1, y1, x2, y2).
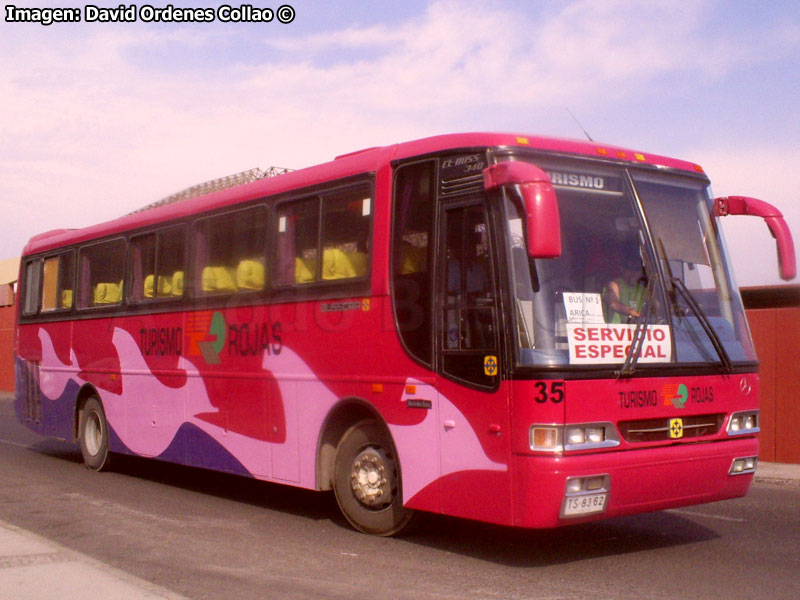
(0, 520, 187, 599)
(0, 382, 797, 599)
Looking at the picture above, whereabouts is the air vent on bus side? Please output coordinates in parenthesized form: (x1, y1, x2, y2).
(440, 173, 485, 199)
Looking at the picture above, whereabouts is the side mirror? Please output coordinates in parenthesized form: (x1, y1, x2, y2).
(483, 161, 561, 258)
(713, 196, 796, 281)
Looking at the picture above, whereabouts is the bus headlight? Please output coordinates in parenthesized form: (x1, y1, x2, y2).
(564, 423, 619, 451)
(530, 426, 562, 452)
(729, 456, 758, 475)
(530, 423, 620, 452)
(727, 411, 760, 436)
(566, 427, 586, 445)
(585, 427, 605, 443)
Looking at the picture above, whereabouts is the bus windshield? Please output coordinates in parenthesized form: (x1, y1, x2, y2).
(505, 157, 756, 370)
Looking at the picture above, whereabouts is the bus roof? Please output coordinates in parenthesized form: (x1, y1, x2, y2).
(22, 132, 706, 256)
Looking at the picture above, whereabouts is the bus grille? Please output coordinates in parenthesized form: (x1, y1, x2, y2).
(618, 414, 725, 443)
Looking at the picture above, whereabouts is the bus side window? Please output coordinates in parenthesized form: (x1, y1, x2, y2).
(78, 239, 126, 308)
(391, 161, 435, 366)
(275, 185, 372, 287)
(321, 190, 371, 281)
(41, 253, 74, 311)
(22, 259, 42, 316)
(276, 198, 319, 286)
(131, 228, 186, 301)
(131, 234, 156, 301)
(157, 227, 186, 297)
(195, 206, 266, 295)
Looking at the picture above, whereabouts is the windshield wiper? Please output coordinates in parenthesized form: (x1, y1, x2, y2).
(671, 276, 734, 373)
(654, 238, 733, 373)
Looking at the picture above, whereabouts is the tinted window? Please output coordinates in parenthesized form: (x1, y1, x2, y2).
(276, 197, 319, 286)
(275, 185, 372, 287)
(195, 206, 267, 295)
(391, 162, 435, 365)
(131, 227, 186, 301)
(78, 239, 126, 308)
(41, 253, 74, 312)
(22, 260, 41, 315)
(440, 202, 500, 388)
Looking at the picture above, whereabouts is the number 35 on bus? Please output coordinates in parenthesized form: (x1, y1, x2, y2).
(15, 133, 796, 535)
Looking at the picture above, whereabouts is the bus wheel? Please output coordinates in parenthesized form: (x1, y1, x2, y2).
(333, 420, 414, 536)
(80, 397, 111, 471)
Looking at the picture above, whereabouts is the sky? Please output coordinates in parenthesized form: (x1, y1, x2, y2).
(1, 0, 798, 287)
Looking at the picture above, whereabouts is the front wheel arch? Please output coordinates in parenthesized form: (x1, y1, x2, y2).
(316, 398, 381, 492)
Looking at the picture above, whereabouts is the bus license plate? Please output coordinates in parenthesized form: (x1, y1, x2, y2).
(563, 493, 607, 517)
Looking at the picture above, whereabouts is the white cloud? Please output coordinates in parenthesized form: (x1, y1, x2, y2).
(254, 0, 726, 111)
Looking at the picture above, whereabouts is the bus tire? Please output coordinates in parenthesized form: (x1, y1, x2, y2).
(79, 397, 111, 471)
(333, 420, 414, 536)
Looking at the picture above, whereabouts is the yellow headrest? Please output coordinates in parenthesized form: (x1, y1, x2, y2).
(236, 260, 265, 290)
(322, 248, 356, 280)
(94, 282, 121, 305)
(201, 266, 237, 292)
(61, 289, 73, 308)
(345, 251, 368, 277)
(171, 271, 184, 296)
(295, 257, 316, 283)
(143, 274, 155, 298)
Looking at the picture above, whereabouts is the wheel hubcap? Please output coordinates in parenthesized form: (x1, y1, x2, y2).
(85, 412, 102, 456)
(350, 447, 393, 509)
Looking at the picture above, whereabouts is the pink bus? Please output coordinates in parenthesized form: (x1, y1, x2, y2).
(15, 133, 796, 535)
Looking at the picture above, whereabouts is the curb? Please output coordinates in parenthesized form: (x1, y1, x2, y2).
(754, 462, 800, 487)
(0, 521, 187, 600)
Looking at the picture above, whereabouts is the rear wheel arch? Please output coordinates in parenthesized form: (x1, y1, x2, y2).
(78, 393, 112, 471)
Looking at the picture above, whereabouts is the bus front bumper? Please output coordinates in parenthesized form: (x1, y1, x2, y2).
(512, 437, 758, 529)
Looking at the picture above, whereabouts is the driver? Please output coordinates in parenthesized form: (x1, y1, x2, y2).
(604, 252, 645, 323)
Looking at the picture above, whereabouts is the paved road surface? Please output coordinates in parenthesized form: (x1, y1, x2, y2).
(1, 396, 798, 599)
